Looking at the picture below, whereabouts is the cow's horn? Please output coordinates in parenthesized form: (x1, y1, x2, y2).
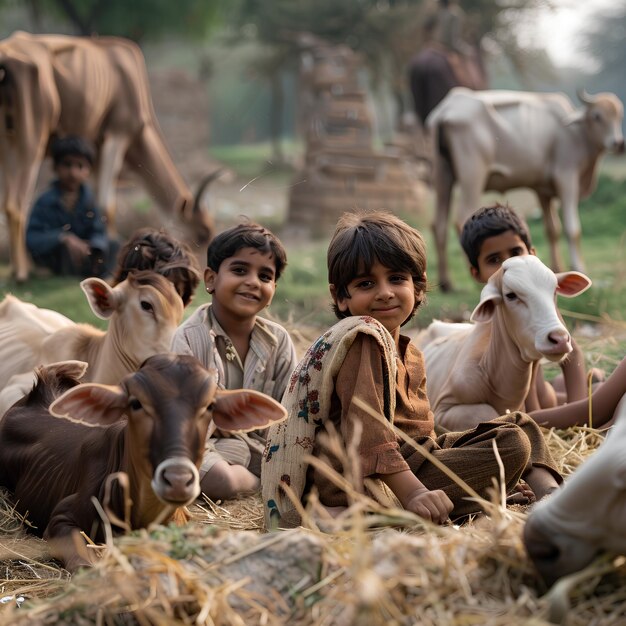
(577, 88, 599, 105)
(191, 168, 224, 216)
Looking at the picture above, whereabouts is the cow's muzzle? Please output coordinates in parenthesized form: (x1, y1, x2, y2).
(152, 457, 200, 505)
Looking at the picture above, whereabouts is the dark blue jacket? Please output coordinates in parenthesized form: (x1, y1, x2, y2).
(26, 181, 109, 257)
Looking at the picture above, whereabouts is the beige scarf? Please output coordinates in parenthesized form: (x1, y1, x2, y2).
(261, 316, 397, 529)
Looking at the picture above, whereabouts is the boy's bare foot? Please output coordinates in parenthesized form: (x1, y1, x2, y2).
(506, 481, 535, 505)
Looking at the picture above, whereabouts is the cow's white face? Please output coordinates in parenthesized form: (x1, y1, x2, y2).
(525, 409, 626, 585)
(585, 96, 625, 153)
(470, 256, 590, 363)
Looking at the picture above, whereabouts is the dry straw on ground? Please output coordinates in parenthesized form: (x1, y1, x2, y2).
(0, 326, 624, 625)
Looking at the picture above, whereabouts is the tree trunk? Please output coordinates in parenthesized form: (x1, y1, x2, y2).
(270, 73, 284, 164)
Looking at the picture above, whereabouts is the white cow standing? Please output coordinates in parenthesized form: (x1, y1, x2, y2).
(426, 87, 624, 291)
(423, 256, 591, 432)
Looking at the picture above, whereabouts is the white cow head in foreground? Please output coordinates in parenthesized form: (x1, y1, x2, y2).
(471, 256, 591, 363)
(524, 396, 626, 586)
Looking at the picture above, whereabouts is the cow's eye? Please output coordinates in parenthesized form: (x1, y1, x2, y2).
(129, 398, 143, 411)
(207, 402, 215, 412)
(505, 292, 517, 301)
(140, 300, 154, 313)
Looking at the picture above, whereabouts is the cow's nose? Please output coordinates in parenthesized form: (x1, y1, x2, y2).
(161, 465, 195, 489)
(546, 329, 571, 354)
(615, 138, 625, 154)
(152, 457, 200, 503)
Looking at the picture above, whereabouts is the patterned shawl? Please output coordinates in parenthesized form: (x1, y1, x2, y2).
(261, 316, 397, 529)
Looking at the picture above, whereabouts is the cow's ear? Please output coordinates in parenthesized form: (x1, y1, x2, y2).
(49, 383, 128, 426)
(40, 360, 89, 382)
(212, 389, 288, 433)
(555, 272, 592, 298)
(470, 282, 502, 323)
(80, 278, 119, 319)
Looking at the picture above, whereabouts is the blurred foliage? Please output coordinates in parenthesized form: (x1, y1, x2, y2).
(3, 0, 221, 40)
(580, 1, 626, 107)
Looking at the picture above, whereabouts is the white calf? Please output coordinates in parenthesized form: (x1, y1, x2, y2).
(423, 256, 591, 431)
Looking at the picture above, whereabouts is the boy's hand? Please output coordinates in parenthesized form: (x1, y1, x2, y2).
(404, 487, 453, 525)
(61, 232, 90, 266)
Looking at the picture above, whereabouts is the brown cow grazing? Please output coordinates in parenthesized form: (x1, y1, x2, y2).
(0, 354, 288, 572)
(0, 31, 219, 282)
(0, 270, 184, 417)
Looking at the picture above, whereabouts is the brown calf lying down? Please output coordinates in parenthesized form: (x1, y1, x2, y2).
(0, 354, 287, 572)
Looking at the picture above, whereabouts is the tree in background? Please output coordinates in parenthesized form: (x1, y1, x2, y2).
(224, 0, 554, 154)
(581, 1, 626, 106)
(17, 0, 220, 40)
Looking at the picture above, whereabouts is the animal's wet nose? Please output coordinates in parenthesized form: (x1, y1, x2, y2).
(546, 329, 571, 353)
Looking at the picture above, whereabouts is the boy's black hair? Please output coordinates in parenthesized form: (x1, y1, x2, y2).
(206, 220, 287, 280)
(51, 135, 96, 167)
(460, 203, 533, 269)
(327, 211, 428, 325)
(113, 228, 201, 307)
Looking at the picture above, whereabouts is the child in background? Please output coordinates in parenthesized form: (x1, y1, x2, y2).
(112, 227, 201, 307)
(172, 221, 298, 501)
(460, 203, 601, 410)
(262, 211, 562, 529)
(26, 136, 118, 279)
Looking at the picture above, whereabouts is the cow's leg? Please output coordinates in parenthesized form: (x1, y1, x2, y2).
(4, 155, 45, 283)
(556, 179, 585, 273)
(432, 142, 455, 292)
(96, 133, 130, 237)
(537, 193, 564, 272)
(5, 201, 29, 283)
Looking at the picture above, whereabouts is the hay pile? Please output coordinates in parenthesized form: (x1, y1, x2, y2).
(0, 426, 624, 626)
(0, 325, 624, 625)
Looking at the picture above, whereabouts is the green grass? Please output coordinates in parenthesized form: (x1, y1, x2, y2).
(210, 141, 302, 181)
(2, 169, 625, 340)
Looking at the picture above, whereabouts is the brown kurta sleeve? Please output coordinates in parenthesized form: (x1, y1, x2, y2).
(330, 334, 410, 477)
(394, 339, 436, 441)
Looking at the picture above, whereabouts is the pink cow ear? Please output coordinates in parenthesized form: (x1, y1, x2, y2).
(555, 272, 592, 298)
(212, 389, 288, 433)
(49, 383, 128, 427)
(80, 278, 119, 320)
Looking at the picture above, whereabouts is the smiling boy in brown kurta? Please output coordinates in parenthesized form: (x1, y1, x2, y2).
(262, 211, 561, 528)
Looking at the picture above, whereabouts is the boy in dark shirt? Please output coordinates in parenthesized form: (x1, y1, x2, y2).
(26, 136, 118, 278)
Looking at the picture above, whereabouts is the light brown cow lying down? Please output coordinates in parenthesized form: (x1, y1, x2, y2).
(0, 271, 183, 417)
(423, 256, 591, 432)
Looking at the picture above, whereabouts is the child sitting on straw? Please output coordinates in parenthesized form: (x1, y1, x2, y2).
(173, 221, 298, 502)
(262, 211, 562, 529)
